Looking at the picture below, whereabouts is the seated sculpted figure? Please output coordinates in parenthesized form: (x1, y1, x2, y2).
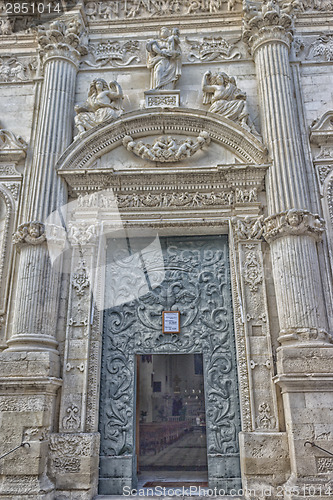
(74, 78, 124, 138)
(202, 71, 258, 135)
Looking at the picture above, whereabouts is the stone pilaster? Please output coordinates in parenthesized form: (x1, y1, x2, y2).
(243, 0, 330, 345)
(243, 1, 333, 492)
(8, 16, 87, 352)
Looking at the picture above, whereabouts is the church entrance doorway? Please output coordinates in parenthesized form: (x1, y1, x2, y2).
(137, 353, 208, 484)
(99, 235, 242, 495)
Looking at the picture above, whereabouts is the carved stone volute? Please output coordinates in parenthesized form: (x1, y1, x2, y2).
(243, 0, 293, 53)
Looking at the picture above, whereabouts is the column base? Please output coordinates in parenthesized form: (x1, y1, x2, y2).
(49, 433, 100, 497)
(277, 328, 333, 348)
(239, 431, 290, 498)
(6, 334, 59, 354)
(0, 474, 55, 499)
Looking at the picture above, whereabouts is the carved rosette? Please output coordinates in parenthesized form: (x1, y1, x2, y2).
(263, 209, 325, 243)
(37, 18, 88, 67)
(242, 1, 293, 53)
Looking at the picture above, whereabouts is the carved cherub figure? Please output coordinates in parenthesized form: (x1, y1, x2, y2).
(74, 78, 124, 139)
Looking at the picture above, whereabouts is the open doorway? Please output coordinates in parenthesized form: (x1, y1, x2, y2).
(137, 354, 208, 486)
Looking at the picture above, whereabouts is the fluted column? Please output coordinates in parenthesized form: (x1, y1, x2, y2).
(243, 3, 330, 345)
(8, 17, 87, 352)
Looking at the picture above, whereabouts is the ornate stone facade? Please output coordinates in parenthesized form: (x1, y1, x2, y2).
(0, 1, 333, 499)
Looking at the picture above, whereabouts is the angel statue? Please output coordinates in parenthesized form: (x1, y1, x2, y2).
(74, 78, 124, 139)
(202, 71, 259, 135)
(146, 27, 182, 90)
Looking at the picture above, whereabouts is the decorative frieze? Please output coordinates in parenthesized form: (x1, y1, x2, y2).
(144, 90, 180, 108)
(122, 132, 210, 162)
(264, 210, 325, 242)
(84, 0, 242, 22)
(232, 216, 264, 241)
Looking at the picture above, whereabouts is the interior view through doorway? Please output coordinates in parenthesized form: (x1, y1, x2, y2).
(137, 353, 208, 487)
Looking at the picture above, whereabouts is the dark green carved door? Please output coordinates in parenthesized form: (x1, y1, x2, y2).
(99, 235, 241, 495)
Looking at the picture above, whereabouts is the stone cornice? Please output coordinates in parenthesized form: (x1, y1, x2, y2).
(263, 209, 325, 242)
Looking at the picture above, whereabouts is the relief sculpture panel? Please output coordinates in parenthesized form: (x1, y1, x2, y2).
(99, 235, 241, 493)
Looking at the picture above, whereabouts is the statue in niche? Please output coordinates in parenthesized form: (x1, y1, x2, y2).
(74, 78, 124, 138)
(202, 71, 259, 135)
(146, 27, 182, 90)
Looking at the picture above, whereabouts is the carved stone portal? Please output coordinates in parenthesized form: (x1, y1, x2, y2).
(99, 235, 241, 494)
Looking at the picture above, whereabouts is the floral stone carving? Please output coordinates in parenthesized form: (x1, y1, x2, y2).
(122, 132, 210, 162)
(100, 236, 241, 484)
(74, 78, 124, 138)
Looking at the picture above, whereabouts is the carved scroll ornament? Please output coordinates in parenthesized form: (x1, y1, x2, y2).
(122, 132, 210, 162)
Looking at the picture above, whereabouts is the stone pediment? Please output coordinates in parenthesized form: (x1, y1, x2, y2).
(57, 108, 268, 221)
(57, 108, 267, 174)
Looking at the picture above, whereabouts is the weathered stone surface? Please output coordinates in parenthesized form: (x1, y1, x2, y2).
(0, 1, 332, 499)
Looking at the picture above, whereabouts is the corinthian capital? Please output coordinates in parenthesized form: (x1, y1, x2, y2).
(243, 0, 293, 53)
(263, 209, 325, 242)
(37, 17, 88, 67)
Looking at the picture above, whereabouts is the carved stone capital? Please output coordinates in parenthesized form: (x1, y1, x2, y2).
(13, 221, 46, 246)
(278, 327, 333, 347)
(263, 210, 325, 242)
(232, 216, 265, 241)
(243, 0, 293, 53)
(37, 17, 88, 67)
